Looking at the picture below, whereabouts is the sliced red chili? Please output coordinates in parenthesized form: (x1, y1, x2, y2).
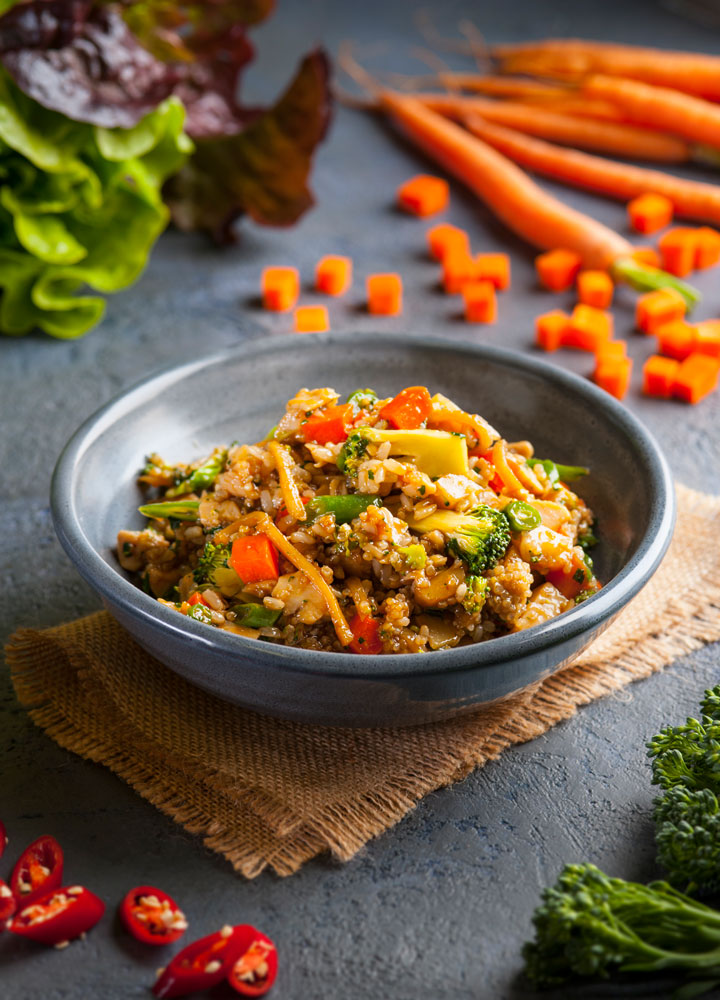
(153, 924, 252, 998)
(0, 819, 7, 858)
(120, 885, 188, 946)
(0, 880, 16, 930)
(228, 929, 278, 996)
(10, 835, 63, 906)
(7, 885, 104, 945)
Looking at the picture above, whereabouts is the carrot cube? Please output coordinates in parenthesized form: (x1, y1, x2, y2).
(535, 310, 570, 351)
(463, 281, 497, 323)
(695, 228, 720, 270)
(427, 223, 470, 261)
(671, 352, 720, 403)
(577, 269, 614, 309)
(594, 341, 627, 366)
(474, 253, 511, 291)
(595, 357, 632, 400)
(627, 193, 673, 235)
(643, 355, 680, 398)
(397, 174, 449, 217)
(563, 304, 613, 351)
(536, 248, 582, 292)
(656, 320, 696, 360)
(315, 255, 352, 296)
(442, 251, 475, 293)
(262, 267, 299, 312)
(694, 320, 720, 359)
(367, 273, 402, 315)
(658, 228, 698, 277)
(293, 305, 329, 333)
(632, 246, 662, 269)
(635, 287, 686, 334)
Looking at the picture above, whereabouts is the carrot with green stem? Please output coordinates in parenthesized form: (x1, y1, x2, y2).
(462, 115, 720, 228)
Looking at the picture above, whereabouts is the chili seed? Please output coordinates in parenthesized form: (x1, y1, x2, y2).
(204, 960, 222, 974)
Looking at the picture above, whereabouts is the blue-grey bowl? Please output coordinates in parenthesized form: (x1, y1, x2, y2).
(51, 333, 675, 727)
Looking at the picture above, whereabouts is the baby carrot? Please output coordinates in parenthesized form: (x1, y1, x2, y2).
(427, 223, 470, 261)
(577, 270, 613, 309)
(315, 256, 352, 296)
(397, 174, 449, 216)
(672, 353, 720, 403)
(463, 280, 497, 323)
(294, 305, 329, 333)
(627, 193, 673, 235)
(636, 288, 686, 334)
(262, 267, 299, 312)
(643, 355, 680, 398)
(536, 249, 582, 292)
(535, 310, 570, 351)
(367, 273, 402, 315)
(474, 252, 511, 291)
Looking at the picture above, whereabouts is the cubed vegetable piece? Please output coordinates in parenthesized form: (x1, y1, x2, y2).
(695, 228, 720, 269)
(463, 280, 497, 323)
(294, 305, 329, 333)
(672, 353, 720, 403)
(315, 255, 352, 296)
(230, 535, 280, 583)
(348, 614, 383, 654)
(627, 193, 673, 234)
(535, 249, 582, 292)
(632, 246, 661, 269)
(535, 310, 570, 351)
(261, 267, 299, 312)
(301, 404, 351, 444)
(695, 320, 720, 358)
(474, 253, 510, 291)
(397, 174, 449, 217)
(658, 228, 698, 277)
(442, 251, 475, 293)
(367, 273, 402, 315)
(427, 223, 470, 261)
(576, 270, 613, 309)
(594, 341, 627, 364)
(643, 355, 680, 398)
(656, 320, 696, 360)
(635, 288, 686, 334)
(563, 304, 613, 351)
(594, 357, 632, 400)
(379, 386, 432, 429)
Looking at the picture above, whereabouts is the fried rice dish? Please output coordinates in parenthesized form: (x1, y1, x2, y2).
(117, 385, 599, 654)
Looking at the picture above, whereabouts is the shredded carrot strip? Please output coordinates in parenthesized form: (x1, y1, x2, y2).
(491, 439, 528, 498)
(267, 441, 306, 523)
(246, 513, 353, 646)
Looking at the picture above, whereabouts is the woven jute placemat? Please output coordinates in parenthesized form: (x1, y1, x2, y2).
(5, 484, 720, 878)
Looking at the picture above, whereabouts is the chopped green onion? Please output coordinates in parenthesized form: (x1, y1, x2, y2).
(503, 500, 542, 532)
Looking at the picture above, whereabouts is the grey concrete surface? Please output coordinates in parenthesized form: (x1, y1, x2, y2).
(2, 1, 720, 997)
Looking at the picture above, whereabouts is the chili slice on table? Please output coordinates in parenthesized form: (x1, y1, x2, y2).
(7, 885, 104, 945)
(10, 834, 63, 906)
(152, 924, 251, 998)
(0, 880, 16, 930)
(120, 885, 188, 946)
(228, 929, 278, 996)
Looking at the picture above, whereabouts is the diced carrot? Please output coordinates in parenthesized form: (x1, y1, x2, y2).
(643, 355, 680, 398)
(262, 267, 299, 312)
(627, 192, 673, 234)
(595, 340, 627, 363)
(635, 287, 686, 334)
(379, 386, 432, 429)
(631, 246, 661, 269)
(694, 320, 720, 358)
(348, 614, 383, 654)
(563, 303, 613, 350)
(427, 223, 470, 261)
(367, 273, 403, 315)
(535, 310, 570, 351)
(397, 173, 449, 216)
(315, 255, 352, 296)
(442, 250, 475, 293)
(294, 305, 329, 333)
(188, 593, 210, 608)
(656, 319, 696, 360)
(658, 227, 699, 277)
(594, 357, 632, 400)
(576, 269, 614, 309)
(463, 280, 497, 322)
(545, 565, 586, 600)
(301, 404, 352, 444)
(230, 534, 280, 583)
(695, 227, 720, 269)
(671, 352, 720, 403)
(474, 252, 511, 291)
(535, 248, 582, 292)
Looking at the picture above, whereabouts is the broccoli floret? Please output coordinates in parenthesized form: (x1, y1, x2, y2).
(338, 427, 469, 479)
(461, 575, 488, 614)
(398, 544, 427, 570)
(337, 429, 372, 477)
(647, 686, 720, 794)
(407, 505, 510, 574)
(166, 448, 228, 498)
(193, 542, 232, 586)
(523, 862, 720, 988)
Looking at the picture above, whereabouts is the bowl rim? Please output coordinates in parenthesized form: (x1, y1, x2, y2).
(51, 331, 676, 680)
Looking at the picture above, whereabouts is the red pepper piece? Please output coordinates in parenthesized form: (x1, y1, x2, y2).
(379, 386, 432, 429)
(7, 885, 104, 945)
(301, 404, 352, 445)
(120, 886, 188, 946)
(348, 614, 383, 655)
(228, 929, 278, 996)
(0, 819, 7, 859)
(0, 880, 16, 930)
(153, 924, 252, 998)
(474, 451, 503, 493)
(10, 835, 63, 907)
(187, 593, 210, 608)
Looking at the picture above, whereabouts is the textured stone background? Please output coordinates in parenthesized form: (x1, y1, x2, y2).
(2, 1, 720, 997)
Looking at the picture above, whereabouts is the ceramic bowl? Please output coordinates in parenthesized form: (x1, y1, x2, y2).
(51, 333, 675, 727)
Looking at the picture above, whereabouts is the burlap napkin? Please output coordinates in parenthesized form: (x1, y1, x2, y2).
(5, 484, 720, 879)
